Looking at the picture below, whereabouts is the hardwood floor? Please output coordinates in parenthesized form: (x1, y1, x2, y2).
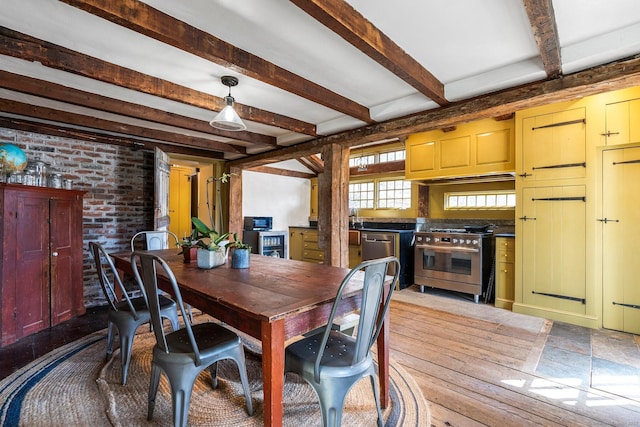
(2, 290, 639, 426)
(391, 287, 640, 426)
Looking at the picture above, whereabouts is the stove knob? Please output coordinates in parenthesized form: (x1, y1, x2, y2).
(452, 238, 458, 244)
(466, 239, 471, 244)
(434, 237, 440, 243)
(425, 237, 430, 242)
(472, 239, 479, 245)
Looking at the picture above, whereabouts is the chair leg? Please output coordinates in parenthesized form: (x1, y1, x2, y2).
(369, 375, 384, 427)
(148, 363, 161, 420)
(119, 331, 136, 385)
(163, 309, 180, 331)
(165, 371, 197, 427)
(312, 378, 350, 427)
(106, 322, 115, 361)
(231, 346, 254, 416)
(207, 362, 218, 389)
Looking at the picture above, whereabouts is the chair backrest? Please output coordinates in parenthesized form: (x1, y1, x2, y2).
(131, 251, 204, 364)
(130, 230, 179, 252)
(89, 241, 142, 319)
(314, 256, 400, 382)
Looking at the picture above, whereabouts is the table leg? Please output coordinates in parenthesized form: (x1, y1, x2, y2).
(262, 319, 285, 427)
(377, 308, 390, 408)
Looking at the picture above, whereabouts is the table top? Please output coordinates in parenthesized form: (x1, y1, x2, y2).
(111, 249, 358, 323)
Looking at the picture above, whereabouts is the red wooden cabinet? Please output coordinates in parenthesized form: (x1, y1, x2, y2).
(0, 184, 85, 347)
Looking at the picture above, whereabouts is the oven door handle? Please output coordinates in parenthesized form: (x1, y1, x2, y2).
(415, 244, 479, 254)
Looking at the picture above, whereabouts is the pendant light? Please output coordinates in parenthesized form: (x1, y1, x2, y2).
(209, 76, 247, 131)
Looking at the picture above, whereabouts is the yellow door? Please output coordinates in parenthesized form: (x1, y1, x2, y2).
(602, 147, 640, 334)
(521, 185, 586, 314)
(169, 166, 193, 240)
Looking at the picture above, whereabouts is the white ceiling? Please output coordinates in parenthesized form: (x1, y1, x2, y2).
(1, 0, 640, 160)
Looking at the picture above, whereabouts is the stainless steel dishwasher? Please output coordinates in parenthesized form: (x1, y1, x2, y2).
(361, 231, 397, 277)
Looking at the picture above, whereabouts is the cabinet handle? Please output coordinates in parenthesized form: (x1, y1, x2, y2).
(503, 269, 509, 273)
(597, 218, 619, 224)
(518, 172, 532, 178)
(51, 251, 58, 257)
(600, 131, 620, 137)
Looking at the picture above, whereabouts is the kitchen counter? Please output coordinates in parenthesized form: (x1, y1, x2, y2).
(494, 232, 515, 238)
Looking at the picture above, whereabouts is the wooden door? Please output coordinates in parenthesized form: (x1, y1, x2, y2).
(521, 185, 586, 314)
(16, 193, 50, 337)
(602, 147, 640, 334)
(169, 166, 193, 240)
(154, 147, 171, 231)
(49, 197, 78, 325)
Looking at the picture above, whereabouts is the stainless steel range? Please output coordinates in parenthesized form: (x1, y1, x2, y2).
(413, 228, 493, 303)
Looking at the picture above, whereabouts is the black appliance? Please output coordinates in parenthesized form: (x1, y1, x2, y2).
(414, 228, 493, 303)
(243, 216, 273, 231)
(360, 229, 414, 290)
(243, 230, 288, 258)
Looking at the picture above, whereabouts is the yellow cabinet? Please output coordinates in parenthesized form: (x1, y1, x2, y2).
(405, 117, 515, 180)
(494, 236, 515, 310)
(302, 229, 323, 263)
(348, 244, 361, 268)
(604, 98, 640, 146)
(520, 108, 586, 181)
(309, 178, 318, 219)
(288, 227, 304, 260)
(520, 185, 587, 315)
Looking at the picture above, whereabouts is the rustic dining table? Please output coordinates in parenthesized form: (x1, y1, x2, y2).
(109, 249, 391, 427)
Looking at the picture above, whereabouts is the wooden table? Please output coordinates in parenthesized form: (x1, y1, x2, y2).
(110, 250, 391, 427)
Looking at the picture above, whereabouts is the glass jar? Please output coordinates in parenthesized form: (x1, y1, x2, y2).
(48, 173, 62, 189)
(8, 171, 23, 184)
(26, 160, 48, 186)
(22, 170, 35, 186)
(63, 179, 73, 190)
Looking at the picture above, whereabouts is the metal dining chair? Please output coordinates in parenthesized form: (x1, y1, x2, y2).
(284, 256, 400, 427)
(89, 241, 179, 385)
(131, 251, 254, 427)
(130, 229, 180, 252)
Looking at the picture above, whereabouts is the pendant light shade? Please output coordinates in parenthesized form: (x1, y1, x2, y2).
(209, 76, 247, 131)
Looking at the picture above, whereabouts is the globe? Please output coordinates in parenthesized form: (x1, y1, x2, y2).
(0, 143, 28, 172)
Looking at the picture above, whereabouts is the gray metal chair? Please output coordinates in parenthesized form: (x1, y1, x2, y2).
(131, 251, 253, 427)
(89, 241, 179, 385)
(130, 229, 180, 252)
(284, 256, 400, 427)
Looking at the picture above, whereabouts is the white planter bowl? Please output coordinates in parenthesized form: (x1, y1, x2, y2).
(196, 247, 227, 269)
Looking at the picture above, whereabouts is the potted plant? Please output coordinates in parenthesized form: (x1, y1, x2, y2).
(190, 217, 231, 269)
(229, 233, 251, 269)
(177, 228, 200, 263)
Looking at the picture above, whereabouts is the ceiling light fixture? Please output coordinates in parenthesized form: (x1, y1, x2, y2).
(209, 75, 247, 131)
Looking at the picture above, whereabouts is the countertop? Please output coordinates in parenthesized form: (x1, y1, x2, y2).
(494, 232, 515, 238)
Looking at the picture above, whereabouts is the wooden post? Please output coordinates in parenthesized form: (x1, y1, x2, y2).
(228, 166, 243, 240)
(318, 144, 350, 268)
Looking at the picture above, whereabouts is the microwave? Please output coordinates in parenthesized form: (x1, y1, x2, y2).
(243, 216, 272, 231)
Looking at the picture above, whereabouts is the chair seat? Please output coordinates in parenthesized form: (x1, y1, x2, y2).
(114, 294, 176, 313)
(286, 330, 372, 377)
(155, 322, 243, 364)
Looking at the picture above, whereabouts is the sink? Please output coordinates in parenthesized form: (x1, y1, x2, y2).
(348, 229, 361, 245)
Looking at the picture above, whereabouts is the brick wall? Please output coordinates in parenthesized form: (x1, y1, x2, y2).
(0, 128, 155, 307)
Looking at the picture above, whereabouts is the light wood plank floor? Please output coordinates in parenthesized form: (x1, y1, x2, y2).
(390, 287, 640, 426)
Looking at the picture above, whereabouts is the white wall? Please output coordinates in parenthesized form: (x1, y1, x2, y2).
(242, 170, 311, 230)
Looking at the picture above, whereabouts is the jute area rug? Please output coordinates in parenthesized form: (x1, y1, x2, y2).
(0, 325, 429, 426)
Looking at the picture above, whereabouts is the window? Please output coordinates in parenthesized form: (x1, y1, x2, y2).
(349, 154, 375, 168)
(379, 150, 405, 163)
(377, 179, 412, 209)
(349, 181, 374, 209)
(445, 190, 516, 210)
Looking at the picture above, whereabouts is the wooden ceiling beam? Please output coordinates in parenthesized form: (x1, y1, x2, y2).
(0, 26, 315, 136)
(248, 165, 316, 180)
(0, 116, 224, 159)
(60, 0, 373, 125)
(0, 99, 243, 155)
(0, 70, 275, 148)
(298, 155, 324, 174)
(229, 54, 640, 169)
(291, 0, 447, 106)
(523, 0, 562, 78)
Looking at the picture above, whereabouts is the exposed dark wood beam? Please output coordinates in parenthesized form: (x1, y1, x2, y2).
(248, 165, 315, 180)
(291, 0, 447, 106)
(349, 160, 405, 177)
(229, 54, 640, 169)
(0, 26, 316, 136)
(298, 155, 324, 174)
(0, 99, 244, 154)
(60, 0, 373, 125)
(523, 0, 562, 78)
(0, 116, 224, 159)
(0, 70, 275, 148)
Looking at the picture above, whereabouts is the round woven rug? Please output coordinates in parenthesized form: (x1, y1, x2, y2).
(0, 328, 429, 426)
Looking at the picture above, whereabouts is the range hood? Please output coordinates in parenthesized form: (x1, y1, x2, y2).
(417, 172, 516, 186)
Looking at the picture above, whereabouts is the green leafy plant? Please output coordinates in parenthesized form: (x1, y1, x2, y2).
(229, 232, 251, 250)
(177, 228, 200, 255)
(190, 217, 231, 251)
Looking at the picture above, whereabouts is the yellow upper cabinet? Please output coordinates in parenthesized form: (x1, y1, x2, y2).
(405, 117, 515, 180)
(605, 98, 640, 146)
(520, 108, 587, 182)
